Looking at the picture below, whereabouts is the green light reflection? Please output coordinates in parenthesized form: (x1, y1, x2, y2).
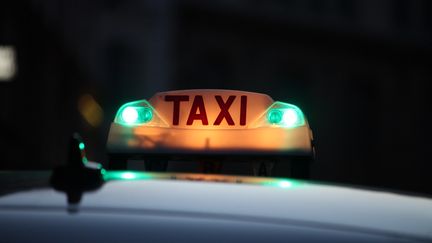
(261, 179, 302, 189)
(103, 171, 155, 181)
(102, 171, 304, 190)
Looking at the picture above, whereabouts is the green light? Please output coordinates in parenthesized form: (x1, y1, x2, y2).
(282, 108, 298, 127)
(268, 109, 283, 124)
(266, 103, 305, 128)
(140, 107, 153, 123)
(120, 106, 153, 125)
(114, 100, 158, 126)
(79, 142, 85, 150)
(121, 107, 139, 124)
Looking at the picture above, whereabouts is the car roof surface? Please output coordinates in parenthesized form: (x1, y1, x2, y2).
(0, 172, 431, 241)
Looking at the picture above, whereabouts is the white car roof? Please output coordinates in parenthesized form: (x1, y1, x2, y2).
(1, 176, 432, 240)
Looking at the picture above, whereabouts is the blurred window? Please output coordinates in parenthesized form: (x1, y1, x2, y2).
(0, 46, 16, 81)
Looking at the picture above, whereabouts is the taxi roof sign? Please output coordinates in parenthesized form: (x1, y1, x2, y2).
(107, 89, 313, 157)
(149, 90, 273, 129)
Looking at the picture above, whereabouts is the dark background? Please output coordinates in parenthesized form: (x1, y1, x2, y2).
(1, 0, 431, 195)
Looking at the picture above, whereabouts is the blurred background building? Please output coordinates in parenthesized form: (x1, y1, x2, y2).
(1, 0, 431, 194)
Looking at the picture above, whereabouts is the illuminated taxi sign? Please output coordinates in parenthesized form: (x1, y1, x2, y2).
(107, 89, 312, 155)
(141, 90, 275, 129)
(164, 95, 247, 126)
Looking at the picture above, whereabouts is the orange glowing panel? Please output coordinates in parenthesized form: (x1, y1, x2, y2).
(107, 89, 313, 156)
